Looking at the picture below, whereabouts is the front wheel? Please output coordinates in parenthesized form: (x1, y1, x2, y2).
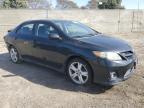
(67, 58, 92, 85)
(9, 46, 21, 63)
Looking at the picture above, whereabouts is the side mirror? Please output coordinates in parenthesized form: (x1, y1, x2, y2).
(8, 29, 12, 32)
(49, 33, 62, 40)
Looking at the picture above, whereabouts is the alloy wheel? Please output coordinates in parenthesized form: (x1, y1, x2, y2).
(68, 62, 89, 85)
(10, 47, 18, 63)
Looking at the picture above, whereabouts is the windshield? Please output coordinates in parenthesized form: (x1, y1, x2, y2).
(53, 21, 98, 38)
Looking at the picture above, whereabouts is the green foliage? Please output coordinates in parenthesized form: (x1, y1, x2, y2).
(3, 0, 27, 8)
(98, 0, 124, 9)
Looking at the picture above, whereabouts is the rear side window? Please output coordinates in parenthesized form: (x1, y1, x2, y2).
(17, 23, 34, 35)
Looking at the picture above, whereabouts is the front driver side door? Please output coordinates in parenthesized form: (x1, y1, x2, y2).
(33, 22, 66, 70)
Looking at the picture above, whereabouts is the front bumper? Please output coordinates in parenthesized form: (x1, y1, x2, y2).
(90, 56, 137, 86)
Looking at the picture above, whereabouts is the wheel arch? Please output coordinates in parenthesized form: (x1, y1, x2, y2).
(6, 43, 13, 51)
(64, 55, 94, 81)
(6, 43, 20, 54)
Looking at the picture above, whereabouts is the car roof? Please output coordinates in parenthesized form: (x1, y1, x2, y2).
(23, 19, 74, 24)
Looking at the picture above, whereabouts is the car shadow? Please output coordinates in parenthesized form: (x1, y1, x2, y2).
(0, 53, 112, 94)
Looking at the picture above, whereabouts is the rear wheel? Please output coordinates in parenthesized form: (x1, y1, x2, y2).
(67, 58, 92, 85)
(9, 46, 21, 63)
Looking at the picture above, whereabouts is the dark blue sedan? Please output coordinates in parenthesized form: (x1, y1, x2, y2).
(4, 20, 137, 85)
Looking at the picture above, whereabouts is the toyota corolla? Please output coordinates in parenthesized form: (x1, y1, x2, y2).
(4, 20, 137, 85)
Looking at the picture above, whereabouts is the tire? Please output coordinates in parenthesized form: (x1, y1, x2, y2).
(67, 58, 92, 85)
(9, 46, 21, 63)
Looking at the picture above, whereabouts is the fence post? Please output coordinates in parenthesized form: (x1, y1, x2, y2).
(118, 9, 121, 32)
(131, 11, 134, 32)
(46, 9, 48, 19)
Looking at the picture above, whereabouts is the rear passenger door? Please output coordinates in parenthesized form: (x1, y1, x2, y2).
(15, 22, 35, 59)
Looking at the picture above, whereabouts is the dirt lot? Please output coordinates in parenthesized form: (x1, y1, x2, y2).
(0, 32, 143, 108)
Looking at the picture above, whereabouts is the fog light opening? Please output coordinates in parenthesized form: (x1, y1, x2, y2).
(110, 72, 117, 80)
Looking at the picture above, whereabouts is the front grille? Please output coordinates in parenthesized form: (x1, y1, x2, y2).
(120, 51, 134, 60)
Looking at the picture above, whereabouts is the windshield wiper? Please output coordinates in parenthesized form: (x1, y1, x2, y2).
(72, 32, 99, 38)
(73, 35, 85, 38)
(86, 33, 96, 36)
(73, 34, 96, 38)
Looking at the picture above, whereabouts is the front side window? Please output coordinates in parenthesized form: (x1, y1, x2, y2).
(36, 23, 58, 38)
(17, 23, 34, 35)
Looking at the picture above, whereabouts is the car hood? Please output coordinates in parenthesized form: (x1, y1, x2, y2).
(75, 34, 132, 52)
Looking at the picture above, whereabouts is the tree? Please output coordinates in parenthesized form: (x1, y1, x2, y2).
(56, 0, 79, 9)
(86, 0, 98, 9)
(86, 0, 123, 9)
(3, 0, 27, 8)
(98, 0, 124, 9)
(27, 0, 52, 9)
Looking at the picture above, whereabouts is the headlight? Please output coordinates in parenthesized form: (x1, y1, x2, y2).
(93, 51, 122, 61)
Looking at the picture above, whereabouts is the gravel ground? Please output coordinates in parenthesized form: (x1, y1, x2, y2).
(0, 32, 144, 108)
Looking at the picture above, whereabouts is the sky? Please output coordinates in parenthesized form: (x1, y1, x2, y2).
(51, 0, 144, 9)
(122, 0, 144, 9)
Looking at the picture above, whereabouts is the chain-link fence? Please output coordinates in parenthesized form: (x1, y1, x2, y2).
(0, 9, 144, 38)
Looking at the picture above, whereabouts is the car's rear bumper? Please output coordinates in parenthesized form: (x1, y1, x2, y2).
(89, 56, 137, 86)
